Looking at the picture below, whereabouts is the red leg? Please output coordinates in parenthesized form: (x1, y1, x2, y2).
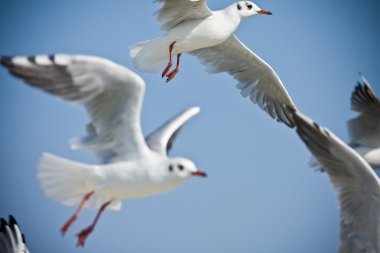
(161, 42, 176, 78)
(166, 53, 181, 83)
(60, 191, 94, 236)
(76, 200, 112, 247)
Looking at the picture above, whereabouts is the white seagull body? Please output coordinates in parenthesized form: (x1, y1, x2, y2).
(293, 111, 380, 253)
(0, 216, 29, 253)
(1, 54, 206, 246)
(348, 75, 380, 168)
(130, 0, 296, 127)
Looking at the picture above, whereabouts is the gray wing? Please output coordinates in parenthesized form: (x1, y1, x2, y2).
(348, 75, 380, 148)
(0, 216, 29, 253)
(145, 107, 200, 155)
(1, 54, 150, 163)
(155, 0, 212, 30)
(293, 111, 380, 253)
(191, 35, 296, 128)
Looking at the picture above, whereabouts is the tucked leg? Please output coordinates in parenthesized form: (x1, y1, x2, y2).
(60, 191, 94, 236)
(161, 42, 176, 78)
(166, 53, 181, 83)
(76, 200, 112, 247)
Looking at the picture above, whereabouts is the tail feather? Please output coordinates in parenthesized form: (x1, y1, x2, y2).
(129, 38, 169, 72)
(37, 153, 121, 210)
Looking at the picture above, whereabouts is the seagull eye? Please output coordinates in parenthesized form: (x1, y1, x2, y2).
(178, 164, 184, 171)
(237, 3, 242, 10)
(246, 4, 253, 10)
(168, 165, 173, 172)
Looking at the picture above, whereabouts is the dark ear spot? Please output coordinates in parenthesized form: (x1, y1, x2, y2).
(237, 3, 242, 10)
(168, 165, 173, 172)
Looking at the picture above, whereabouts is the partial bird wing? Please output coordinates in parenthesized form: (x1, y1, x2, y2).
(0, 215, 29, 253)
(155, 0, 213, 30)
(145, 107, 200, 155)
(293, 111, 380, 253)
(191, 35, 296, 127)
(348, 75, 380, 148)
(1, 54, 150, 163)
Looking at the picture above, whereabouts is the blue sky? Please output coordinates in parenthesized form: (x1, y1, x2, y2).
(0, 1, 379, 252)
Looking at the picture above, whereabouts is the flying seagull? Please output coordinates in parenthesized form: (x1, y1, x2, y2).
(293, 110, 380, 253)
(1, 54, 206, 247)
(130, 0, 296, 127)
(0, 215, 29, 253)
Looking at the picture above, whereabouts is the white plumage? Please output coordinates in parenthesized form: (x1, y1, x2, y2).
(130, 0, 296, 127)
(1, 54, 206, 246)
(38, 153, 119, 210)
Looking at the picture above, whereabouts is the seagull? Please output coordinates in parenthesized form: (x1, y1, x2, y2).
(0, 215, 29, 253)
(293, 110, 380, 253)
(130, 0, 296, 127)
(1, 54, 207, 247)
(348, 75, 380, 168)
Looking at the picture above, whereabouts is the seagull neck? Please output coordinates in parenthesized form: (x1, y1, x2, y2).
(218, 6, 241, 30)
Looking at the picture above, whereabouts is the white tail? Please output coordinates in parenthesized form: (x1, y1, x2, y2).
(129, 38, 169, 72)
(37, 153, 121, 210)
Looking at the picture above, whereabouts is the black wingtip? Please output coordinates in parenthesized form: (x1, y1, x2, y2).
(351, 75, 378, 112)
(8, 215, 17, 226)
(22, 233, 27, 244)
(0, 217, 7, 225)
(27, 56, 36, 64)
(0, 217, 7, 232)
(1, 56, 13, 67)
(49, 54, 55, 63)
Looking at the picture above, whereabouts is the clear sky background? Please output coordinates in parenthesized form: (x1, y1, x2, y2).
(0, 1, 379, 252)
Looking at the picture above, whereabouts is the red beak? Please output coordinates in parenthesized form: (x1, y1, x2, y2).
(192, 170, 207, 177)
(258, 9, 272, 15)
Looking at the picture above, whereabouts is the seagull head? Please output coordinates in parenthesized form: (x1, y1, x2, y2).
(235, 1, 272, 18)
(167, 157, 207, 180)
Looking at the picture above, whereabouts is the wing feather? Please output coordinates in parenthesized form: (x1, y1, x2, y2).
(191, 35, 296, 127)
(1, 54, 150, 163)
(145, 107, 200, 155)
(348, 75, 380, 148)
(293, 111, 380, 253)
(155, 0, 212, 30)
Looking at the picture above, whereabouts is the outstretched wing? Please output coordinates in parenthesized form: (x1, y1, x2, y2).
(155, 0, 212, 30)
(293, 111, 380, 252)
(191, 35, 296, 127)
(145, 107, 200, 155)
(348, 75, 380, 148)
(0, 215, 29, 253)
(1, 54, 150, 163)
